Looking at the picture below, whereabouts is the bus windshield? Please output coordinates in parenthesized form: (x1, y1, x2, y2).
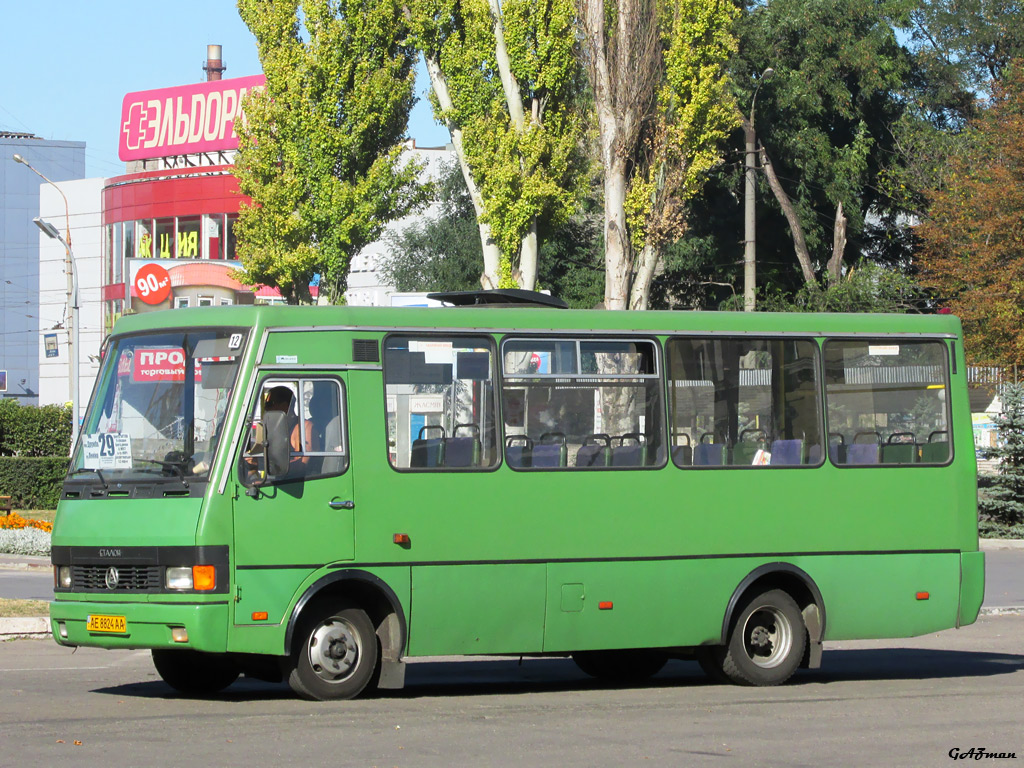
(70, 328, 247, 485)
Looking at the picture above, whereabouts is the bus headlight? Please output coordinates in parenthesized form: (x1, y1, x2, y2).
(55, 566, 71, 589)
(164, 565, 217, 591)
(165, 567, 193, 590)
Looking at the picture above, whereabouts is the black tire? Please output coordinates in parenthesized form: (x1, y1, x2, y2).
(572, 649, 668, 682)
(151, 649, 240, 695)
(694, 647, 729, 683)
(286, 600, 379, 701)
(720, 589, 806, 686)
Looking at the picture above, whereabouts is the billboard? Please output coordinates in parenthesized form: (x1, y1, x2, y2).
(119, 74, 266, 161)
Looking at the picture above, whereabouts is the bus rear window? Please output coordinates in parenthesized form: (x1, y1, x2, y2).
(824, 340, 951, 465)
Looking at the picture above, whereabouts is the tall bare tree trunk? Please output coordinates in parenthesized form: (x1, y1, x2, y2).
(758, 139, 815, 285)
(488, 0, 538, 291)
(629, 243, 659, 310)
(420, 49, 503, 289)
(827, 202, 846, 284)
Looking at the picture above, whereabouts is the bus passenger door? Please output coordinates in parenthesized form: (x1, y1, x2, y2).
(230, 373, 353, 627)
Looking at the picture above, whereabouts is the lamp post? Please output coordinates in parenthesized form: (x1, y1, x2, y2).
(12, 153, 80, 452)
(743, 67, 774, 313)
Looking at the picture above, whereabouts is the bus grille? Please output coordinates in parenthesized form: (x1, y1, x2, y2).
(72, 565, 162, 592)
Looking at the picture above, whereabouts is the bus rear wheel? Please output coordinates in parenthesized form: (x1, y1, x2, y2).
(286, 600, 379, 701)
(572, 649, 667, 682)
(151, 649, 240, 695)
(719, 589, 806, 686)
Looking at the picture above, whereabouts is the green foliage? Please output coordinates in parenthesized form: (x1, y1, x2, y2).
(0, 457, 69, 509)
(625, 0, 739, 253)
(234, 0, 430, 303)
(0, 400, 71, 458)
(407, 0, 587, 271)
(979, 382, 1024, 526)
(755, 260, 931, 313)
(733, 0, 910, 282)
(383, 158, 604, 307)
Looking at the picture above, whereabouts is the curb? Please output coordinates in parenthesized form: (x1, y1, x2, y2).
(980, 538, 1024, 551)
(0, 616, 49, 640)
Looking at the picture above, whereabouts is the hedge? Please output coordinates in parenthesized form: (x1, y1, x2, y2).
(0, 399, 72, 457)
(0, 457, 70, 510)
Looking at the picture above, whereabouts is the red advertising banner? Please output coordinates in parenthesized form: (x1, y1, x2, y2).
(119, 74, 266, 161)
(132, 349, 197, 383)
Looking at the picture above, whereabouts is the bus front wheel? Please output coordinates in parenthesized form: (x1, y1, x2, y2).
(719, 588, 806, 686)
(151, 649, 240, 695)
(286, 600, 379, 700)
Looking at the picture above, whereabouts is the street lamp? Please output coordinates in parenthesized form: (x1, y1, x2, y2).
(12, 153, 80, 452)
(743, 67, 774, 313)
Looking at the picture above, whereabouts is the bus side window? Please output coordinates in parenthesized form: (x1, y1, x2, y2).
(383, 335, 499, 471)
(240, 378, 348, 486)
(823, 340, 951, 466)
(500, 337, 666, 470)
(665, 337, 823, 469)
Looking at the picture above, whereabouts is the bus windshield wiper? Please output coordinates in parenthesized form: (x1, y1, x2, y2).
(138, 459, 190, 488)
(69, 467, 108, 489)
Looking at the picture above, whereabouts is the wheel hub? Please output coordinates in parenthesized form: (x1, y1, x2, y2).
(742, 606, 792, 669)
(308, 618, 360, 681)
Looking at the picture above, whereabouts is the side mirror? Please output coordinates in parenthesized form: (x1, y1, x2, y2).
(263, 410, 291, 478)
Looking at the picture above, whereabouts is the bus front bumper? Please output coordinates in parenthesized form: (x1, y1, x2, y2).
(49, 599, 229, 652)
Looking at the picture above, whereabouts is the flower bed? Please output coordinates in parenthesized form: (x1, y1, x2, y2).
(0, 512, 53, 533)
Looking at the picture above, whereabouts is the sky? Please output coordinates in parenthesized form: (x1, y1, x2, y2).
(0, 1, 451, 179)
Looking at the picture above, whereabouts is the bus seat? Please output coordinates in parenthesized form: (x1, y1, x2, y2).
(920, 431, 949, 464)
(770, 439, 804, 465)
(671, 445, 693, 466)
(827, 433, 847, 464)
(445, 424, 482, 467)
(576, 434, 611, 467)
(611, 434, 647, 467)
(846, 443, 879, 465)
(411, 425, 446, 468)
(671, 434, 692, 466)
(693, 442, 724, 466)
(731, 442, 761, 465)
(806, 444, 821, 465)
(505, 436, 532, 468)
(919, 441, 949, 463)
(881, 432, 917, 464)
(319, 415, 345, 475)
(533, 432, 567, 468)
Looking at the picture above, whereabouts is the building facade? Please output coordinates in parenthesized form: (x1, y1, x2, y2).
(1, 132, 85, 404)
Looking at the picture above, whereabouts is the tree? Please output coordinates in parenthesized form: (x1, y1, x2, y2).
(916, 65, 1024, 367)
(979, 382, 1024, 528)
(235, 0, 429, 304)
(382, 158, 605, 307)
(734, 0, 910, 293)
(580, 0, 738, 310)
(405, 0, 586, 291)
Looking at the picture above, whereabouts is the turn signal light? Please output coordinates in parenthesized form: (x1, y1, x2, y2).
(252, 611, 269, 621)
(598, 601, 614, 610)
(916, 592, 930, 601)
(192, 565, 216, 591)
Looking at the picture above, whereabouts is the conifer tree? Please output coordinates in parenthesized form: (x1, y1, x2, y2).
(979, 382, 1024, 526)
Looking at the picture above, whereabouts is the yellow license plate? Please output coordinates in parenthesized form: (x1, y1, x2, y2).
(86, 614, 127, 633)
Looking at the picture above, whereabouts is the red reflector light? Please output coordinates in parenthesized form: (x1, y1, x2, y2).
(252, 611, 269, 621)
(598, 601, 613, 610)
(916, 592, 930, 601)
(393, 533, 410, 545)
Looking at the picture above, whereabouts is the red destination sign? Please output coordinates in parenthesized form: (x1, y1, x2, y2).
(119, 74, 266, 161)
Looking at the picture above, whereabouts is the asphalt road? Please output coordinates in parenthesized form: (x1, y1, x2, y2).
(1, 615, 1022, 767)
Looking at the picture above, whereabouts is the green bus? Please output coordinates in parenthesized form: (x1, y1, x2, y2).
(50, 292, 984, 699)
